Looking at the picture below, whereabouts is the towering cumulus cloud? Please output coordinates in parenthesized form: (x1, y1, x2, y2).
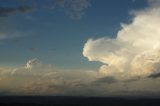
(83, 0, 160, 79)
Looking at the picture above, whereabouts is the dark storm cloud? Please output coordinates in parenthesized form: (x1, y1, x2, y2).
(148, 73, 160, 79)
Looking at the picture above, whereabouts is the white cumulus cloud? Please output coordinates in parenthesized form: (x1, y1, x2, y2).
(83, 0, 160, 79)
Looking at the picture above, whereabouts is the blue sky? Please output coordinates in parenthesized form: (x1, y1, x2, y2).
(2, 0, 160, 96)
(0, 0, 146, 69)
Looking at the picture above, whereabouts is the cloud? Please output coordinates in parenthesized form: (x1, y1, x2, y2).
(2, 0, 160, 96)
(0, 31, 26, 41)
(0, 0, 91, 20)
(0, 16, 33, 42)
(0, 58, 100, 96)
(49, 0, 91, 19)
(123, 77, 141, 82)
(54, 0, 66, 7)
(25, 58, 41, 70)
(0, 0, 91, 41)
(65, 0, 91, 20)
(148, 73, 160, 78)
(11, 58, 54, 77)
(148, 0, 160, 7)
(0, 6, 32, 17)
(93, 76, 118, 84)
(83, 0, 160, 79)
(1, 58, 160, 96)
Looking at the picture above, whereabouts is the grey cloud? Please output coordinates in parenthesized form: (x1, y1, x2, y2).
(148, 0, 160, 7)
(0, 6, 32, 17)
(0, 58, 96, 96)
(0, 1, 33, 41)
(148, 73, 160, 79)
(93, 76, 118, 85)
(0, 0, 91, 19)
(5, 58, 160, 96)
(55, 0, 65, 7)
(29, 47, 37, 52)
(92, 76, 141, 85)
(123, 77, 141, 82)
(0, 0, 91, 42)
(65, 0, 91, 20)
(15, 79, 89, 96)
(0, 30, 33, 42)
(49, 0, 91, 19)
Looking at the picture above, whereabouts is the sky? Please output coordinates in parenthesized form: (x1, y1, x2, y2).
(1, 0, 160, 96)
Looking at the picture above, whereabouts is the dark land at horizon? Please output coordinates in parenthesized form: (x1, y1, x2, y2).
(0, 96, 160, 106)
